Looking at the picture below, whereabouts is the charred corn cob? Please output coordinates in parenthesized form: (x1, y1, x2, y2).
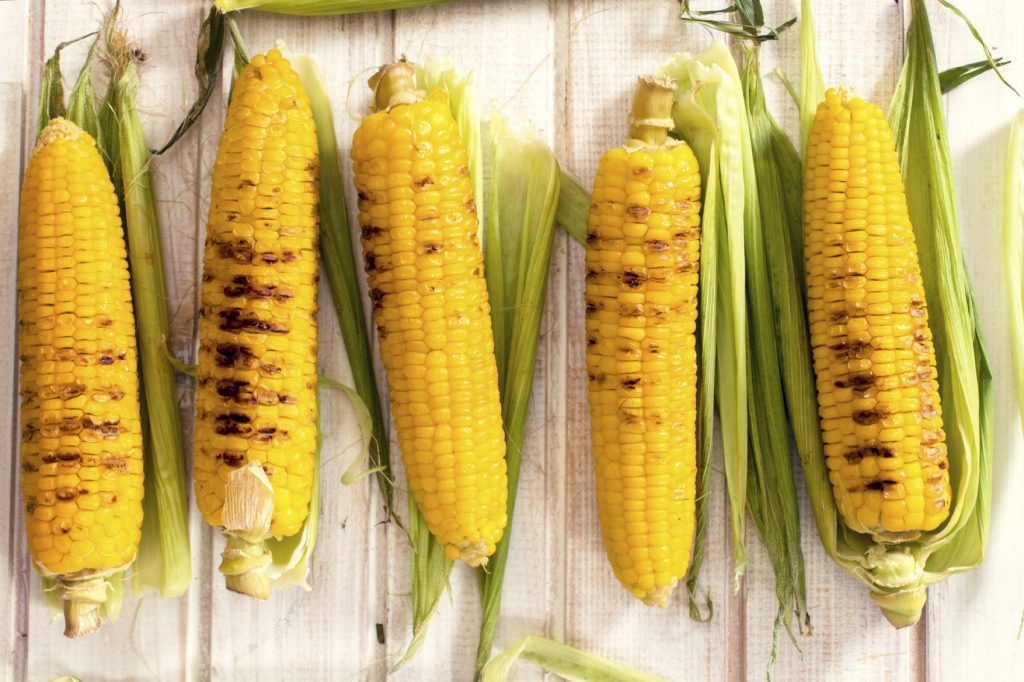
(805, 88, 950, 537)
(585, 77, 701, 607)
(351, 61, 507, 566)
(194, 49, 320, 598)
(19, 118, 144, 637)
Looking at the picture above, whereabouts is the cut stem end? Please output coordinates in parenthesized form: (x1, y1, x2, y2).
(627, 75, 677, 147)
(369, 59, 424, 113)
(58, 575, 108, 638)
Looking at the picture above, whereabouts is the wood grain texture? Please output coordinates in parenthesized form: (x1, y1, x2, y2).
(924, 1, 1024, 680)
(4, 0, 1024, 680)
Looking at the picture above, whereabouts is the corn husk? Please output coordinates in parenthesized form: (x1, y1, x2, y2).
(1006, 109, 1024, 429)
(295, 55, 393, 510)
(795, 0, 995, 627)
(662, 42, 750, 587)
(475, 115, 560, 675)
(213, 0, 453, 14)
(480, 636, 665, 682)
(663, 34, 810, 666)
(105, 21, 193, 599)
(740, 42, 810, 658)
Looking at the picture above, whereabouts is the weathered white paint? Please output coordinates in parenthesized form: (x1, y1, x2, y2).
(4, 1, 1023, 680)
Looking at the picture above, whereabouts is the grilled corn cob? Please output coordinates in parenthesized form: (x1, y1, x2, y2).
(194, 49, 320, 598)
(804, 88, 951, 537)
(19, 118, 144, 637)
(351, 60, 507, 566)
(585, 77, 702, 606)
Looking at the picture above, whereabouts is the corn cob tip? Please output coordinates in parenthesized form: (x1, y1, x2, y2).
(368, 59, 424, 112)
(627, 75, 677, 147)
(37, 117, 87, 148)
(870, 587, 926, 628)
(57, 575, 109, 638)
(640, 579, 678, 608)
(444, 539, 493, 567)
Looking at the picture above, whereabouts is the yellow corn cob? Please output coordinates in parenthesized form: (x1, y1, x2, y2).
(350, 61, 507, 566)
(18, 118, 144, 637)
(585, 77, 701, 607)
(805, 88, 951, 537)
(194, 49, 320, 598)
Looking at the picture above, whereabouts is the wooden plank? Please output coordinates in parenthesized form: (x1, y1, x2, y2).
(561, 2, 733, 680)
(386, 2, 562, 679)
(0, 0, 27, 84)
(18, 2, 206, 680)
(2, 80, 25, 682)
(924, 0, 1024, 679)
(202, 11, 393, 680)
(742, 2, 925, 680)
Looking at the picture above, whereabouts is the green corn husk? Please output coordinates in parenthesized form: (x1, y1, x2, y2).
(480, 636, 665, 682)
(214, 0, 454, 15)
(795, 0, 995, 627)
(294, 55, 393, 510)
(663, 24, 810, 664)
(554, 162, 715, 620)
(1006, 109, 1024, 430)
(662, 42, 749, 588)
(105, 22, 192, 598)
(555, 170, 589, 244)
(740, 42, 810, 660)
(475, 115, 560, 675)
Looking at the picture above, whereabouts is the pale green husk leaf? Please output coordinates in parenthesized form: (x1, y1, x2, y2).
(107, 25, 193, 599)
(475, 114, 560, 674)
(214, 0, 453, 15)
(481, 636, 665, 682)
(662, 41, 749, 586)
(1006, 109, 1024, 430)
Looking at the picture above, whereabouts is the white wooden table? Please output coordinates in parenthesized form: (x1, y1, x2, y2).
(2, 1, 1023, 679)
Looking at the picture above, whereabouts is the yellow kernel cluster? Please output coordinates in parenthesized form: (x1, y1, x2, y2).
(804, 88, 951, 535)
(585, 142, 702, 606)
(195, 49, 320, 539)
(18, 118, 144, 576)
(351, 93, 507, 566)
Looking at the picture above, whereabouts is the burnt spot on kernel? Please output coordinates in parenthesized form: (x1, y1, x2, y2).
(626, 206, 651, 220)
(369, 288, 385, 310)
(218, 452, 246, 467)
(621, 271, 644, 288)
(646, 240, 669, 251)
(414, 176, 434, 189)
(422, 243, 443, 254)
(853, 410, 881, 425)
(218, 309, 289, 334)
(216, 380, 249, 400)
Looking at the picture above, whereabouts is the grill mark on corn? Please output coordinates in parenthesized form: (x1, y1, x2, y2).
(804, 89, 950, 535)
